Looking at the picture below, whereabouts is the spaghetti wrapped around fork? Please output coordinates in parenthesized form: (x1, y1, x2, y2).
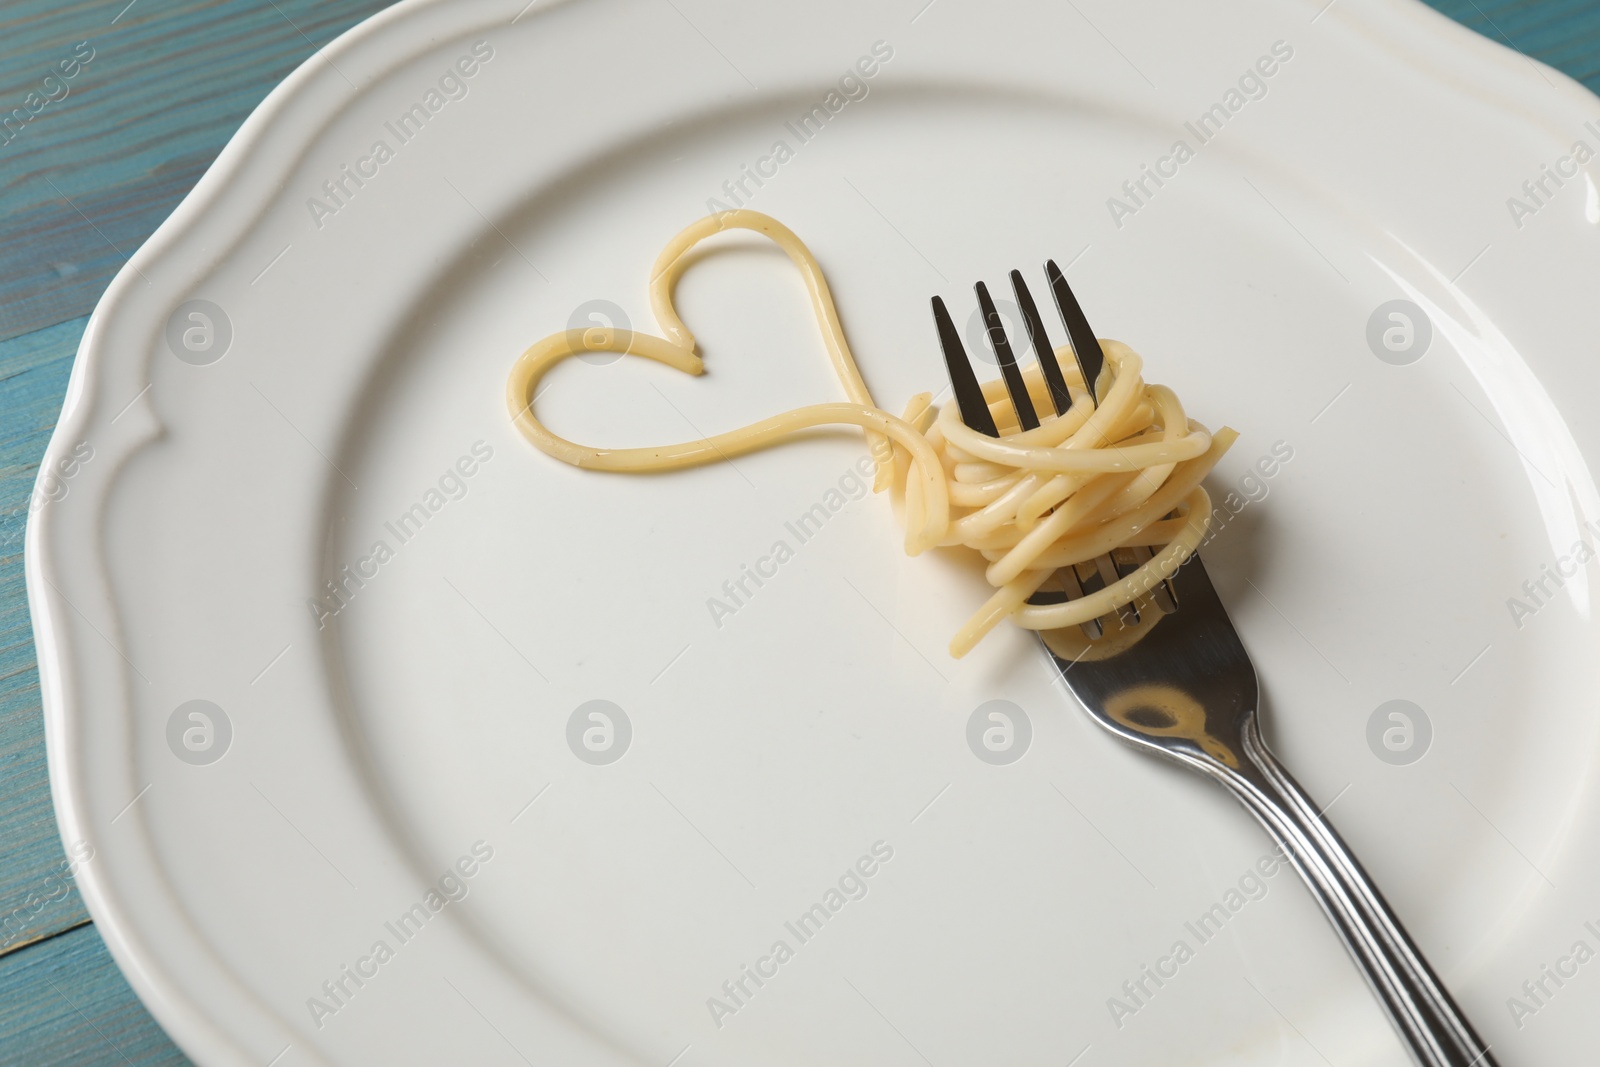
(507, 209, 1236, 657)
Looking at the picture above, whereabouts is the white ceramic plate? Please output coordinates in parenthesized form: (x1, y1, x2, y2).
(29, 0, 1600, 1063)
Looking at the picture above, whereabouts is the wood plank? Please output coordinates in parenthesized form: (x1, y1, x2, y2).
(1424, 0, 1600, 90)
(0, 317, 90, 961)
(0, 922, 190, 1066)
(0, 0, 395, 343)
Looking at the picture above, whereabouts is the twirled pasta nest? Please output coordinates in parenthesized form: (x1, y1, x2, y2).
(508, 210, 1235, 657)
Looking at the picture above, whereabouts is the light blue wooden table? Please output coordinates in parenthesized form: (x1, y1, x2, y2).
(0, 1, 1595, 1062)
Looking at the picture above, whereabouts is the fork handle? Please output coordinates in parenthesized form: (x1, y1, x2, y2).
(1212, 714, 1499, 1067)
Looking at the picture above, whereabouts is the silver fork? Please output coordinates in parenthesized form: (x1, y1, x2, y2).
(931, 267, 1499, 1067)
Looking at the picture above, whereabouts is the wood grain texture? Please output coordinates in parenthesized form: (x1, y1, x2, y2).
(0, 0, 1595, 1063)
(0, 0, 394, 343)
(0, 316, 91, 963)
(1424, 0, 1600, 90)
(0, 923, 189, 1067)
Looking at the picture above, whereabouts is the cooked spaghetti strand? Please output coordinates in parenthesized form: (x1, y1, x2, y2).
(506, 210, 1234, 657)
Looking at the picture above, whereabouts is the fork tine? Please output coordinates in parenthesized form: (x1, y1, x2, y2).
(1045, 260, 1105, 404)
(1031, 263, 1120, 632)
(1092, 554, 1123, 604)
(1057, 564, 1104, 639)
(931, 295, 999, 437)
(1042, 261, 1179, 617)
(976, 281, 1039, 431)
(1109, 548, 1144, 625)
(1131, 544, 1179, 613)
(1010, 270, 1072, 417)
